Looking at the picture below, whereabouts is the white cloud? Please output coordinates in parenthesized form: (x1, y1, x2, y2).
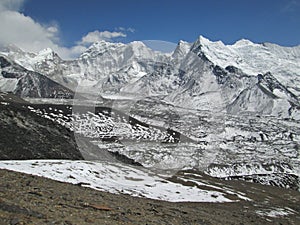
(127, 27, 135, 33)
(0, 0, 132, 59)
(79, 30, 126, 45)
(0, 0, 24, 12)
(116, 27, 135, 33)
(0, 11, 56, 51)
(0, 1, 77, 58)
(47, 26, 59, 35)
(67, 45, 88, 56)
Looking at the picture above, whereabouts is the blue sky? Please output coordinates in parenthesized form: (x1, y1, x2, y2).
(0, 0, 299, 58)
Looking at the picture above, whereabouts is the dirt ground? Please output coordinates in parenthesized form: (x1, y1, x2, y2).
(1, 169, 299, 225)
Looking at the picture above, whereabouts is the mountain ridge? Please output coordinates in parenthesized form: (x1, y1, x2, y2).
(1, 36, 299, 119)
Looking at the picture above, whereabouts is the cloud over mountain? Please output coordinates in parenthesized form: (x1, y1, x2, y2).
(79, 30, 127, 45)
(0, 0, 131, 59)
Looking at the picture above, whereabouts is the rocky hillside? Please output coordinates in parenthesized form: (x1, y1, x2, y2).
(0, 92, 82, 160)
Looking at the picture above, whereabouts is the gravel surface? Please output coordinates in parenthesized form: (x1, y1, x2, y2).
(1, 169, 299, 225)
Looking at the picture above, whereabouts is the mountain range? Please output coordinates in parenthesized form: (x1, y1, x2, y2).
(0, 36, 299, 119)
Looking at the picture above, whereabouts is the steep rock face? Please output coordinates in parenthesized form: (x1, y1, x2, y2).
(0, 55, 73, 98)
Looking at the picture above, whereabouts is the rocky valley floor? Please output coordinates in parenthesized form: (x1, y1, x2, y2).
(0, 169, 299, 225)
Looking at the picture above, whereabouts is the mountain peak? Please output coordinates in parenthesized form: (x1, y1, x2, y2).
(198, 35, 210, 43)
(172, 40, 191, 59)
(127, 41, 151, 52)
(35, 48, 61, 62)
(38, 48, 54, 56)
(80, 41, 125, 59)
(232, 39, 254, 47)
(178, 40, 188, 44)
(129, 41, 147, 47)
(89, 40, 125, 50)
(196, 35, 224, 46)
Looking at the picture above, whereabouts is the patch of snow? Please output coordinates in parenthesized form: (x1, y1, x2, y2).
(0, 78, 19, 92)
(256, 207, 296, 218)
(0, 160, 248, 203)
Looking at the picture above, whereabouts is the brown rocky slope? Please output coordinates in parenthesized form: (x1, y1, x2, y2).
(0, 168, 299, 225)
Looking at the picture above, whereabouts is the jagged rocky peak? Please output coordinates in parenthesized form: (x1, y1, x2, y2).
(172, 40, 191, 59)
(80, 40, 158, 61)
(194, 35, 226, 49)
(36, 48, 59, 60)
(188, 35, 224, 63)
(29, 48, 63, 77)
(80, 40, 125, 58)
(178, 40, 192, 49)
(90, 40, 125, 49)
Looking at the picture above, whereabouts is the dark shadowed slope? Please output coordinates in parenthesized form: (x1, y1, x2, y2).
(0, 92, 83, 160)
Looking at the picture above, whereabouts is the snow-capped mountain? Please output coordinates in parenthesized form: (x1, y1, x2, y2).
(1, 36, 299, 118)
(196, 36, 300, 97)
(0, 55, 73, 98)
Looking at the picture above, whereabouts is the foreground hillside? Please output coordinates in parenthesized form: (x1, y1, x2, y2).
(0, 92, 82, 160)
(0, 169, 299, 225)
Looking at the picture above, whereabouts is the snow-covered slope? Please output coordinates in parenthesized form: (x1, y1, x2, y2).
(0, 160, 250, 202)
